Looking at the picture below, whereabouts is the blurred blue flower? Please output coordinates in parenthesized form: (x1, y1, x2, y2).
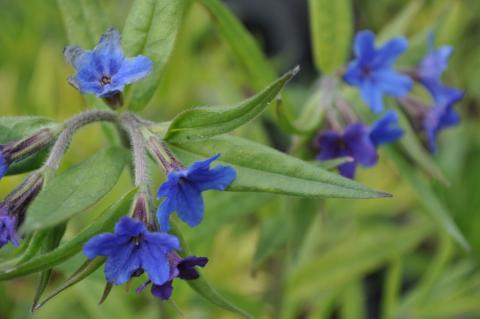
(137, 255, 208, 300)
(369, 110, 404, 147)
(83, 217, 181, 286)
(417, 33, 453, 95)
(64, 28, 153, 98)
(344, 30, 413, 113)
(157, 154, 236, 231)
(423, 84, 463, 153)
(0, 205, 19, 248)
(316, 123, 377, 179)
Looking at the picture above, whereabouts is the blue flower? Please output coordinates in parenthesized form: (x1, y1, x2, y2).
(137, 255, 208, 300)
(83, 217, 181, 286)
(423, 84, 463, 153)
(417, 33, 453, 95)
(344, 30, 413, 113)
(157, 154, 236, 231)
(64, 28, 153, 98)
(0, 204, 19, 248)
(316, 123, 378, 179)
(369, 110, 404, 147)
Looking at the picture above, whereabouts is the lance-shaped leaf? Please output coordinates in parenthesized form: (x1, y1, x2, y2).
(170, 222, 252, 319)
(122, 0, 187, 111)
(168, 134, 389, 199)
(166, 68, 298, 143)
(308, 0, 353, 74)
(0, 190, 135, 280)
(22, 147, 130, 232)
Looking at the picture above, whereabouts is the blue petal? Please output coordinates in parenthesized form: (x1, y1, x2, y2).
(338, 161, 357, 179)
(177, 256, 208, 280)
(157, 198, 176, 232)
(315, 131, 346, 161)
(83, 233, 124, 259)
(374, 69, 413, 97)
(92, 28, 124, 76)
(373, 37, 408, 68)
(344, 123, 378, 167)
(175, 181, 204, 228)
(354, 30, 376, 64)
(151, 281, 174, 300)
(111, 56, 153, 87)
(142, 233, 180, 285)
(114, 216, 147, 237)
(68, 75, 103, 95)
(187, 155, 236, 191)
(0, 215, 19, 248)
(187, 154, 221, 173)
(369, 111, 404, 147)
(360, 81, 384, 113)
(104, 243, 142, 285)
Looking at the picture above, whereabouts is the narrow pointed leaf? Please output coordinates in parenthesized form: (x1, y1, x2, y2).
(166, 68, 298, 143)
(22, 147, 129, 232)
(308, 0, 353, 74)
(168, 134, 389, 199)
(122, 0, 187, 111)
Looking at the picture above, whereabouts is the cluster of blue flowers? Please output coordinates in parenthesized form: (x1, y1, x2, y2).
(316, 30, 463, 178)
(62, 28, 237, 300)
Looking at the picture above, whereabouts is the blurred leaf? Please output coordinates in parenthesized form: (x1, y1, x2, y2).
(33, 258, 105, 311)
(32, 223, 67, 311)
(166, 68, 298, 143)
(308, 0, 352, 74)
(23, 147, 129, 232)
(387, 149, 469, 250)
(171, 222, 252, 318)
(289, 222, 432, 298)
(122, 0, 187, 111)
(0, 189, 135, 280)
(56, 0, 108, 47)
(315, 157, 354, 170)
(168, 134, 389, 199)
(382, 257, 402, 319)
(377, 0, 424, 42)
(198, 0, 276, 90)
(340, 281, 365, 319)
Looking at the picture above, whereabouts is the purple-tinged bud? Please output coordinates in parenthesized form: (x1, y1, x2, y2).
(0, 128, 56, 180)
(132, 192, 149, 223)
(146, 136, 184, 173)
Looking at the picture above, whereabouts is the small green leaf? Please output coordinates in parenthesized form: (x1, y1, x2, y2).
(33, 258, 105, 311)
(56, 0, 108, 47)
(31, 224, 67, 311)
(0, 190, 135, 280)
(308, 0, 353, 74)
(166, 68, 298, 143)
(169, 134, 389, 199)
(170, 222, 252, 318)
(122, 0, 187, 111)
(23, 147, 129, 232)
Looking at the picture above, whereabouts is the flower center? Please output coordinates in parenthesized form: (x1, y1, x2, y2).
(100, 75, 111, 86)
(131, 234, 144, 247)
(361, 66, 372, 77)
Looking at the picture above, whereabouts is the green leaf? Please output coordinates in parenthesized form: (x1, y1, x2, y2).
(386, 149, 469, 250)
(31, 224, 67, 311)
(168, 134, 389, 199)
(170, 222, 252, 318)
(377, 0, 424, 43)
(0, 190, 135, 280)
(33, 258, 105, 311)
(308, 0, 353, 74)
(197, 0, 277, 90)
(56, 0, 108, 47)
(22, 147, 129, 232)
(122, 0, 187, 111)
(315, 157, 354, 170)
(166, 68, 298, 143)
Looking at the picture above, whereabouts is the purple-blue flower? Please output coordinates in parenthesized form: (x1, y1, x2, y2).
(137, 254, 208, 300)
(0, 204, 19, 248)
(316, 112, 403, 179)
(316, 123, 377, 179)
(83, 217, 181, 286)
(344, 30, 413, 113)
(0, 150, 9, 180)
(423, 84, 463, 153)
(157, 154, 236, 231)
(64, 28, 153, 98)
(369, 110, 404, 147)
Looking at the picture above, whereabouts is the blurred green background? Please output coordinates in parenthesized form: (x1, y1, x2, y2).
(1, 0, 480, 318)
